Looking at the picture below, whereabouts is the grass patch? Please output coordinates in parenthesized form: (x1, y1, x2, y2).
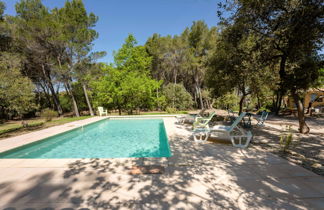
(46, 116, 92, 126)
(0, 116, 93, 138)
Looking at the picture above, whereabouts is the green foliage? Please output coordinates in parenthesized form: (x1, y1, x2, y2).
(58, 82, 89, 113)
(0, 125, 22, 135)
(145, 22, 218, 108)
(0, 53, 37, 118)
(279, 125, 294, 153)
(114, 34, 152, 73)
(317, 68, 324, 88)
(219, 0, 323, 131)
(213, 92, 239, 110)
(91, 36, 163, 114)
(0, 1, 4, 17)
(162, 83, 193, 110)
(1, 0, 322, 122)
(0, 120, 44, 136)
(71, 82, 88, 111)
(59, 93, 72, 113)
(28, 121, 44, 127)
(40, 108, 58, 121)
(92, 65, 163, 114)
(165, 107, 177, 114)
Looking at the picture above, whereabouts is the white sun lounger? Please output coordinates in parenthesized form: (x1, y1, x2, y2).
(193, 112, 253, 148)
(256, 111, 269, 126)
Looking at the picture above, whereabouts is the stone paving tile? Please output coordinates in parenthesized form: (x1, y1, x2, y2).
(3, 158, 49, 168)
(0, 159, 25, 168)
(292, 176, 324, 195)
(248, 162, 319, 178)
(38, 159, 76, 168)
(264, 176, 324, 198)
(236, 177, 324, 199)
(234, 194, 312, 210)
(143, 157, 168, 167)
(0, 167, 50, 182)
(299, 198, 324, 210)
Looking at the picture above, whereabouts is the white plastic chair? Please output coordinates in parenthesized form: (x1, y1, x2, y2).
(193, 112, 253, 148)
(97, 106, 108, 116)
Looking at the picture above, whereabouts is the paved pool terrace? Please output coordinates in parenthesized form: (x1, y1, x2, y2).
(0, 116, 323, 209)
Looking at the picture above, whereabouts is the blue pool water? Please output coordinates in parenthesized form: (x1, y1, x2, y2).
(0, 119, 171, 158)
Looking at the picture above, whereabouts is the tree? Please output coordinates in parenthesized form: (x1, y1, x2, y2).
(13, 0, 64, 115)
(186, 21, 216, 109)
(91, 65, 163, 114)
(114, 34, 152, 73)
(207, 22, 270, 114)
(74, 52, 106, 116)
(54, 0, 99, 117)
(91, 35, 163, 114)
(10, 0, 102, 117)
(219, 0, 324, 133)
(0, 53, 36, 119)
(0, 1, 36, 119)
(162, 83, 193, 110)
(145, 22, 218, 108)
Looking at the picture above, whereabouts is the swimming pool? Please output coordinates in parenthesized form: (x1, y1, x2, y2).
(0, 119, 171, 158)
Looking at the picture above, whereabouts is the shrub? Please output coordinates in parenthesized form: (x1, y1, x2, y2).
(162, 83, 193, 110)
(28, 121, 44, 128)
(41, 108, 58, 121)
(0, 126, 21, 135)
(213, 92, 239, 110)
(166, 107, 177, 114)
(257, 107, 271, 114)
(279, 125, 297, 152)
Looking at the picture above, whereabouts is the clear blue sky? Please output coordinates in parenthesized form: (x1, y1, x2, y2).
(2, 0, 221, 63)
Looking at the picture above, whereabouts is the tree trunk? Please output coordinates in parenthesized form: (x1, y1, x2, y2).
(172, 71, 177, 109)
(41, 65, 63, 115)
(117, 105, 122, 115)
(39, 82, 53, 109)
(275, 55, 287, 115)
(274, 90, 283, 115)
(48, 83, 62, 114)
(239, 95, 245, 115)
(82, 83, 94, 116)
(292, 91, 310, 134)
(277, 93, 283, 115)
(196, 85, 204, 109)
(256, 93, 261, 110)
(64, 82, 80, 117)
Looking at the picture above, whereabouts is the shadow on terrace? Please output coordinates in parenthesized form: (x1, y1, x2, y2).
(0, 123, 322, 209)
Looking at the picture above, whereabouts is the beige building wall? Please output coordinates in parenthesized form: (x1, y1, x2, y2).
(287, 89, 324, 109)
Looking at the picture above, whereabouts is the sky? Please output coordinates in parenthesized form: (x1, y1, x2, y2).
(2, 0, 222, 63)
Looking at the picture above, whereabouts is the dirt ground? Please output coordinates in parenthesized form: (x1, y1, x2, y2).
(252, 114, 324, 176)
(206, 109, 324, 176)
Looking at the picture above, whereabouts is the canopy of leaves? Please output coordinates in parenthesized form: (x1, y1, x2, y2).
(162, 83, 193, 110)
(91, 35, 163, 113)
(0, 53, 36, 117)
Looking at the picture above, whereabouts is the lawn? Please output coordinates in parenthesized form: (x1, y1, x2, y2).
(0, 116, 93, 139)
